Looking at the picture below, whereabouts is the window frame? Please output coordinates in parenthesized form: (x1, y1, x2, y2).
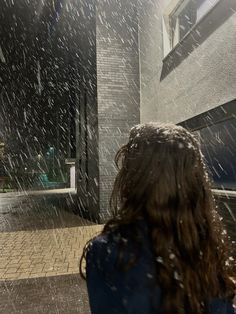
(162, 0, 221, 58)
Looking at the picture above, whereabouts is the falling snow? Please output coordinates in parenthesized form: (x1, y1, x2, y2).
(0, 0, 236, 312)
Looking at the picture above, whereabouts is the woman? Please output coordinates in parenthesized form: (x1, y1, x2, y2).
(80, 123, 235, 314)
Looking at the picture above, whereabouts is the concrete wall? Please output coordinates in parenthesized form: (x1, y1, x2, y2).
(96, 0, 140, 221)
(139, 0, 236, 124)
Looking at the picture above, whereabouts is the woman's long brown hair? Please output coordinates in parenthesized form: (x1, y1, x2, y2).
(80, 123, 235, 314)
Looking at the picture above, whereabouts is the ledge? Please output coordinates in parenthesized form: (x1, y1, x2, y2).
(212, 189, 236, 198)
(179, 100, 236, 131)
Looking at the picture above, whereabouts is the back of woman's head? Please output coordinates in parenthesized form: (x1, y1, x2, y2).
(107, 123, 235, 314)
(112, 123, 208, 216)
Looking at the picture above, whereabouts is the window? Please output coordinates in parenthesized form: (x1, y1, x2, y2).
(163, 0, 220, 57)
(179, 102, 236, 244)
(198, 119, 236, 191)
(179, 101, 236, 191)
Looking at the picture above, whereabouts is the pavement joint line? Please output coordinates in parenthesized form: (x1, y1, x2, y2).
(0, 224, 103, 281)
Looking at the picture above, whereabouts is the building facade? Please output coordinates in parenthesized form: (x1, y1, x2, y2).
(0, 0, 140, 221)
(1, 0, 236, 223)
(89, 0, 236, 221)
(139, 0, 236, 123)
(76, 0, 140, 221)
(138, 0, 236, 242)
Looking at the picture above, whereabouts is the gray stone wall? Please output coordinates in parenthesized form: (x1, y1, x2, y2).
(96, 0, 140, 221)
(139, 0, 236, 124)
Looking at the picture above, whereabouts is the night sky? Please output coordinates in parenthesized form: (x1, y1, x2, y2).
(0, 0, 83, 173)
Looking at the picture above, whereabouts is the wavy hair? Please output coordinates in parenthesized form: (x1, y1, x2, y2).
(80, 123, 235, 314)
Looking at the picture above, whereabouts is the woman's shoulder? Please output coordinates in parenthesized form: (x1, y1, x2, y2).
(89, 227, 121, 248)
(87, 231, 119, 262)
(86, 230, 127, 280)
(87, 233, 111, 258)
(86, 221, 151, 273)
(88, 220, 148, 255)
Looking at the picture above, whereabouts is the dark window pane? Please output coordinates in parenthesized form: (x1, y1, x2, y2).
(178, 1, 197, 40)
(198, 119, 236, 190)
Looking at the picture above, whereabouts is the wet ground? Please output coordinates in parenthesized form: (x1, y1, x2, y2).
(0, 190, 93, 232)
(0, 190, 235, 313)
(0, 190, 101, 313)
(0, 274, 90, 314)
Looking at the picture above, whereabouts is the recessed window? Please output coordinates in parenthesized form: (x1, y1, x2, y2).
(179, 101, 236, 191)
(163, 0, 220, 57)
(198, 118, 236, 191)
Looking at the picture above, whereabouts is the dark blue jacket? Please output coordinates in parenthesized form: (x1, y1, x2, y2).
(86, 221, 236, 314)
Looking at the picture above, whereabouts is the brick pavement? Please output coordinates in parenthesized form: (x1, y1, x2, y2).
(0, 225, 103, 281)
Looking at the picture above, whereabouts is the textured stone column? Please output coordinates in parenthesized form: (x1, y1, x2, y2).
(96, 0, 140, 221)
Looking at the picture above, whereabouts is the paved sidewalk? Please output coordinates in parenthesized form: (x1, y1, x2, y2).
(0, 274, 90, 314)
(0, 225, 102, 280)
(0, 191, 95, 232)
